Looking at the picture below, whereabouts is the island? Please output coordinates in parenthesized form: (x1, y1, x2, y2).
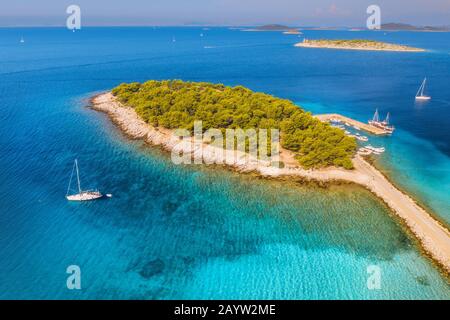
(295, 39, 425, 52)
(243, 24, 301, 34)
(91, 80, 450, 274)
(381, 23, 450, 32)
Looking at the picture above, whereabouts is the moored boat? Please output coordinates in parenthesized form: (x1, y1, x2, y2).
(66, 159, 103, 201)
(368, 109, 395, 134)
(366, 145, 385, 154)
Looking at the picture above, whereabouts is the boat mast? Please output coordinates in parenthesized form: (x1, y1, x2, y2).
(421, 78, 426, 96)
(384, 112, 390, 124)
(416, 78, 426, 97)
(75, 159, 81, 193)
(373, 109, 379, 122)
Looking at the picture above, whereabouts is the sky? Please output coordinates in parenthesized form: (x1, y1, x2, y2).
(0, 0, 449, 27)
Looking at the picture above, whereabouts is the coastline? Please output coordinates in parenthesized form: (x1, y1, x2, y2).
(294, 42, 425, 52)
(91, 92, 450, 275)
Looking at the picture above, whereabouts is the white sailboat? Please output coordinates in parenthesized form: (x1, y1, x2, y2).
(66, 159, 103, 201)
(368, 109, 395, 133)
(366, 145, 385, 154)
(415, 78, 431, 100)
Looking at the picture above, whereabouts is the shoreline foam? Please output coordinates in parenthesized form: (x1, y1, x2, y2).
(91, 92, 450, 275)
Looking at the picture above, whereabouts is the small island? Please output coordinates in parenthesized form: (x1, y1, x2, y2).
(295, 39, 425, 52)
(381, 23, 450, 32)
(243, 24, 301, 34)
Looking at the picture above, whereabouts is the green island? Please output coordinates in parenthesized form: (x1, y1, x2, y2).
(295, 39, 425, 52)
(112, 80, 357, 169)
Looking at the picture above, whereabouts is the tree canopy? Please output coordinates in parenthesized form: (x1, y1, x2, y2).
(112, 80, 356, 169)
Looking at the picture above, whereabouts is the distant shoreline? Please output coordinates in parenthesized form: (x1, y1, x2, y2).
(295, 39, 425, 52)
(91, 92, 450, 275)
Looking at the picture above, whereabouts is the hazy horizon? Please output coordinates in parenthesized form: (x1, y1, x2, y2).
(0, 0, 449, 27)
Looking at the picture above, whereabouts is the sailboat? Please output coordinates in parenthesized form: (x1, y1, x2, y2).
(66, 159, 103, 201)
(368, 108, 380, 125)
(368, 109, 395, 133)
(415, 78, 431, 100)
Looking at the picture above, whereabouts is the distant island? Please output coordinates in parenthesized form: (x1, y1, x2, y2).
(295, 39, 425, 52)
(243, 24, 301, 34)
(381, 23, 450, 32)
(91, 80, 450, 274)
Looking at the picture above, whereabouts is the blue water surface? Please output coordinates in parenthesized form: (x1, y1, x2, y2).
(0, 27, 449, 299)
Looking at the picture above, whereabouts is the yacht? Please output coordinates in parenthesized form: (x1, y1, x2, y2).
(66, 159, 103, 201)
(415, 78, 431, 100)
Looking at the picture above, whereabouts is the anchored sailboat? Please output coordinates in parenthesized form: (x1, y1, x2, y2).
(415, 78, 431, 100)
(66, 159, 103, 201)
(368, 109, 395, 134)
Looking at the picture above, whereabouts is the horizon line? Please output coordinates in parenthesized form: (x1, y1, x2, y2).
(0, 22, 448, 29)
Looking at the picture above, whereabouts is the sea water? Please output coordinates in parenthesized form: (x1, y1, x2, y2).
(0, 27, 448, 299)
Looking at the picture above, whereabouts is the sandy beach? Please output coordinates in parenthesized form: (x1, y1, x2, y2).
(92, 92, 450, 274)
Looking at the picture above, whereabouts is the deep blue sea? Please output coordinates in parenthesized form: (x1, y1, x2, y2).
(0, 27, 449, 299)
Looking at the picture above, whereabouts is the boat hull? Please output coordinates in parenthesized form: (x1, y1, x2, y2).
(66, 191, 103, 201)
(368, 120, 394, 134)
(415, 96, 431, 100)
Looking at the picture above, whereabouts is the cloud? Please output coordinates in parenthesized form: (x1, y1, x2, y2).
(313, 3, 352, 18)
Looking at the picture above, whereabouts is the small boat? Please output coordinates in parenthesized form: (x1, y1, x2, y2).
(415, 78, 431, 100)
(358, 147, 373, 156)
(366, 145, 385, 154)
(356, 135, 368, 142)
(20, 36, 25, 43)
(330, 118, 341, 124)
(353, 125, 360, 130)
(66, 159, 103, 201)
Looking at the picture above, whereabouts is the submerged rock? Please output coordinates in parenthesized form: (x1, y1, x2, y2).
(139, 259, 165, 278)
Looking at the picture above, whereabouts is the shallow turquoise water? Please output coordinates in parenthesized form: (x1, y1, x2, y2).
(300, 102, 450, 228)
(0, 27, 448, 299)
